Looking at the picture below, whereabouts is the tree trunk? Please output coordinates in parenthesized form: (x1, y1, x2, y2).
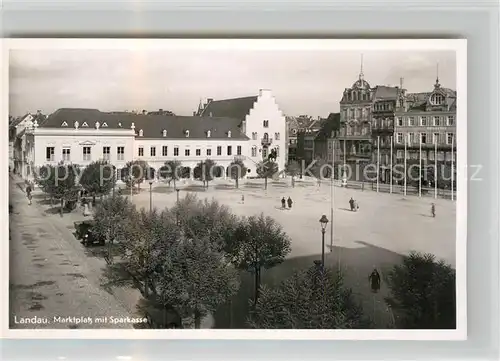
(292, 176, 295, 188)
(194, 309, 201, 329)
(264, 177, 268, 190)
(236, 178, 239, 189)
(254, 267, 261, 303)
(92, 194, 96, 206)
(173, 178, 176, 189)
(60, 198, 64, 217)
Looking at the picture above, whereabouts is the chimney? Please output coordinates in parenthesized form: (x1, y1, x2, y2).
(36, 110, 41, 115)
(209, 112, 213, 117)
(142, 109, 147, 115)
(207, 98, 213, 103)
(193, 111, 196, 116)
(159, 109, 163, 113)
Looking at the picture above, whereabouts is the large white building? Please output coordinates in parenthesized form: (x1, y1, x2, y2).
(19, 89, 287, 182)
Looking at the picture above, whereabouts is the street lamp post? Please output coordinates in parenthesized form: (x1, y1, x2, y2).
(149, 180, 153, 213)
(175, 188, 180, 225)
(319, 215, 329, 267)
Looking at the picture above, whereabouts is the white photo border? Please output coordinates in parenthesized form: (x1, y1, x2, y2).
(1, 38, 467, 341)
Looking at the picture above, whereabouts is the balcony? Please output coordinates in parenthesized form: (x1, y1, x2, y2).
(261, 137, 273, 146)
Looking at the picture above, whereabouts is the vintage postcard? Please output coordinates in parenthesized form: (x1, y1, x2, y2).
(1, 38, 467, 340)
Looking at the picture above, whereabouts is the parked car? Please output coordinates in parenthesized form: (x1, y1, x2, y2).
(73, 220, 105, 247)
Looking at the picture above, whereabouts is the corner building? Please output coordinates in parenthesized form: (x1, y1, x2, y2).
(21, 89, 287, 182)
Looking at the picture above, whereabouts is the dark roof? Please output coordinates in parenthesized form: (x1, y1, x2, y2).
(199, 96, 258, 120)
(373, 85, 399, 100)
(39, 108, 249, 140)
(316, 113, 340, 140)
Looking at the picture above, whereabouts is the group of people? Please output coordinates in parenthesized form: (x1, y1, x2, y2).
(349, 197, 359, 212)
(281, 196, 293, 209)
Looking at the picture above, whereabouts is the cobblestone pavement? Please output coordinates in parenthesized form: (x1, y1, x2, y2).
(9, 177, 135, 329)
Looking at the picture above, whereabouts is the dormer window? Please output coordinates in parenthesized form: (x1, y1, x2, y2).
(430, 93, 444, 106)
(61, 121, 68, 127)
(227, 131, 232, 138)
(118, 122, 122, 127)
(185, 130, 190, 138)
(139, 129, 144, 137)
(101, 122, 108, 128)
(207, 130, 211, 138)
(82, 122, 89, 127)
(162, 129, 167, 137)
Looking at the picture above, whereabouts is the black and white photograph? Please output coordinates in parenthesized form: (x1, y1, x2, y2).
(3, 39, 467, 339)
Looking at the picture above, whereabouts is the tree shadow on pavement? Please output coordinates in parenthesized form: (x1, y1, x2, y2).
(214, 240, 403, 329)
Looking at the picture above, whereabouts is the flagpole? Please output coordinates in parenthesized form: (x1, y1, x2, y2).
(376, 136, 380, 193)
(451, 134, 455, 201)
(419, 133, 422, 198)
(434, 139, 438, 199)
(390, 135, 393, 194)
(330, 138, 334, 254)
(404, 134, 407, 197)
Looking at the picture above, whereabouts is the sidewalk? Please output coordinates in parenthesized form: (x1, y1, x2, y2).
(9, 177, 134, 329)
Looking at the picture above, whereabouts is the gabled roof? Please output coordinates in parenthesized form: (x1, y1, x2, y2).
(199, 96, 258, 120)
(39, 108, 249, 140)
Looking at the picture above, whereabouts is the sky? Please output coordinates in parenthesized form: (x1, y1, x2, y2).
(9, 48, 456, 118)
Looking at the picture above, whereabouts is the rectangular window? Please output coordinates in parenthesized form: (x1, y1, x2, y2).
(252, 132, 257, 140)
(206, 148, 212, 156)
(408, 117, 415, 126)
(83, 146, 91, 161)
(447, 115, 455, 126)
(62, 148, 71, 162)
(396, 133, 403, 144)
(420, 116, 427, 126)
(421, 133, 427, 144)
(396, 150, 404, 158)
(185, 149, 190, 156)
(237, 145, 242, 155)
(162, 146, 168, 156)
(433, 132, 440, 144)
(150, 147, 156, 157)
(174, 147, 179, 156)
(46, 147, 55, 161)
(433, 116, 440, 126)
(263, 120, 269, 128)
(138, 147, 144, 157)
(409, 132, 415, 145)
(196, 149, 201, 156)
(217, 146, 222, 156)
(396, 117, 403, 126)
(275, 132, 280, 140)
(117, 146, 124, 161)
(227, 146, 232, 156)
(103, 146, 110, 161)
(446, 133, 454, 145)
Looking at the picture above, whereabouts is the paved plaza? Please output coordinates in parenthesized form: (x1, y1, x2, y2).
(128, 177, 456, 266)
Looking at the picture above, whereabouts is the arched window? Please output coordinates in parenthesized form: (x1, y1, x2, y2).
(263, 132, 269, 140)
(185, 130, 190, 137)
(139, 129, 144, 137)
(430, 93, 444, 105)
(162, 129, 167, 137)
(207, 130, 211, 138)
(227, 131, 231, 138)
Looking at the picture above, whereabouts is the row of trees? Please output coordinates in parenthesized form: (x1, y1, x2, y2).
(92, 192, 456, 329)
(34, 157, 283, 210)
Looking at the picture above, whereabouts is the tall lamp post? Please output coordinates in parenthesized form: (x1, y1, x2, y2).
(149, 180, 153, 213)
(319, 215, 329, 267)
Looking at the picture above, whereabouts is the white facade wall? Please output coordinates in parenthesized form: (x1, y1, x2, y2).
(133, 138, 249, 176)
(243, 89, 287, 175)
(31, 128, 136, 170)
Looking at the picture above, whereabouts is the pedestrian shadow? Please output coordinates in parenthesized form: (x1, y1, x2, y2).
(152, 187, 175, 194)
(419, 213, 433, 218)
(274, 206, 291, 211)
(214, 184, 236, 190)
(181, 185, 207, 192)
(339, 207, 354, 212)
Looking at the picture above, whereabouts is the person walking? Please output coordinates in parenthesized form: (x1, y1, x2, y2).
(25, 184, 32, 206)
(281, 197, 286, 209)
(349, 197, 355, 211)
(287, 196, 293, 209)
(369, 268, 381, 293)
(431, 203, 436, 218)
(241, 194, 245, 204)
